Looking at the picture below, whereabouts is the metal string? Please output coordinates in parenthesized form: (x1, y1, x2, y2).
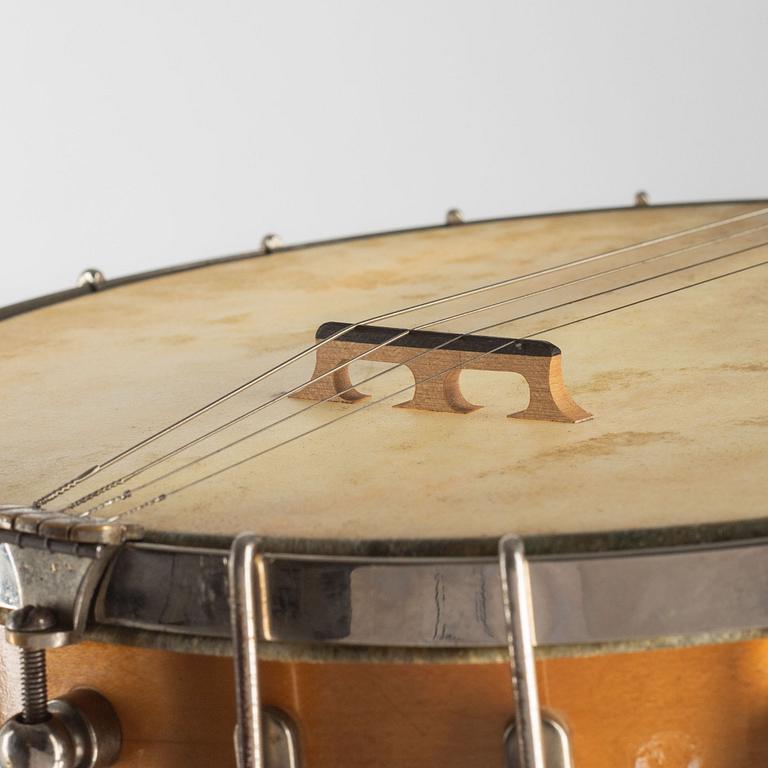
(95, 246, 768, 520)
(33, 204, 768, 507)
(61, 219, 768, 512)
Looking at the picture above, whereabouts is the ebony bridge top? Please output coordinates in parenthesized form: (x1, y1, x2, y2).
(315, 321, 562, 358)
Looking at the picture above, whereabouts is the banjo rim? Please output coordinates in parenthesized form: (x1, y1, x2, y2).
(3, 199, 767, 658)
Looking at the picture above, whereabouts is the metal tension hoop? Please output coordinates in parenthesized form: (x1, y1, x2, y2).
(0, 506, 130, 768)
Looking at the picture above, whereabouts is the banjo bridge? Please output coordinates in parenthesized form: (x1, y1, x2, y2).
(292, 321, 592, 423)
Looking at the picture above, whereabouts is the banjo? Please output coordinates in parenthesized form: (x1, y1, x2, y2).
(0, 200, 766, 768)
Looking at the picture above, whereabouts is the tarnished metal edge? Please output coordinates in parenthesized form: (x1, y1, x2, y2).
(19, 536, 760, 656)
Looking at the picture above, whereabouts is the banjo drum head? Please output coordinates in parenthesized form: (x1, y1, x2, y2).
(1, 201, 767, 556)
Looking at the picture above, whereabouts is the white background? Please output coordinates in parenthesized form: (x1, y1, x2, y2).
(1, 1, 766, 308)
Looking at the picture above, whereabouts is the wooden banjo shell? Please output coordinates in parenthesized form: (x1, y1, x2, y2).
(1, 636, 766, 768)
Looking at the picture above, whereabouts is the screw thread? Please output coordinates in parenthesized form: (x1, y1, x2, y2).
(19, 649, 48, 724)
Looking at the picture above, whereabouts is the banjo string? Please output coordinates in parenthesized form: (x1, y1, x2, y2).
(63, 219, 768, 513)
(34, 205, 768, 507)
(104, 256, 768, 521)
(88, 240, 768, 519)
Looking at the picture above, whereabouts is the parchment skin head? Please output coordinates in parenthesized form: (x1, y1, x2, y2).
(1, 202, 766, 550)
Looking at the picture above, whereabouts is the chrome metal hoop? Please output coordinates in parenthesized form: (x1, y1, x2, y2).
(83, 536, 768, 654)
